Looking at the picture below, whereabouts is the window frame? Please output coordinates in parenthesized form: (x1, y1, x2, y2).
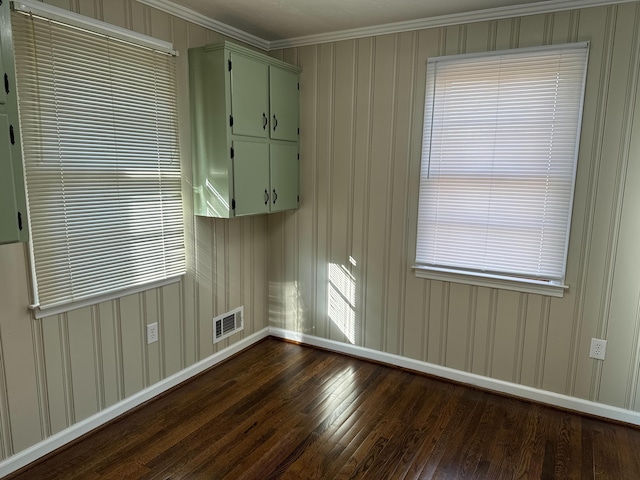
(12, 1, 186, 318)
(413, 42, 590, 298)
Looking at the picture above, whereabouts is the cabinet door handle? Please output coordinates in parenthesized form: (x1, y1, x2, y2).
(272, 114, 278, 131)
(272, 189, 277, 204)
(262, 113, 267, 129)
(264, 189, 270, 205)
(4, 73, 9, 95)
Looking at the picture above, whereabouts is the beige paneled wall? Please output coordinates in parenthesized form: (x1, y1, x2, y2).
(270, 2, 640, 412)
(0, 0, 269, 461)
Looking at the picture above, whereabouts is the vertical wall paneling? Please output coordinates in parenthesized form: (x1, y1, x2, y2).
(591, 3, 635, 405)
(550, 11, 570, 44)
(599, 3, 640, 408)
(91, 306, 105, 412)
(76, 0, 99, 19)
(633, 292, 640, 410)
(364, 34, 395, 351)
(491, 291, 520, 383)
(296, 44, 318, 335)
(518, 14, 546, 47)
(570, 6, 616, 401)
(426, 281, 443, 365)
(519, 295, 543, 388)
(446, 283, 470, 371)
(67, 308, 99, 422)
(31, 312, 50, 439)
(327, 40, 355, 343)
(162, 283, 183, 377)
(0, 327, 12, 460)
(628, 48, 640, 411)
(101, 0, 126, 28)
(196, 216, 213, 360)
(470, 287, 491, 375)
(283, 48, 301, 339)
(118, 295, 144, 398)
(385, 32, 415, 356)
(380, 34, 398, 353)
(97, 301, 120, 408)
(267, 215, 284, 330)
(464, 22, 489, 54)
(0, 245, 41, 452)
(349, 37, 374, 348)
(40, 317, 65, 437)
(172, 14, 197, 369)
(514, 294, 528, 384)
(144, 290, 161, 386)
(315, 43, 334, 341)
(393, 31, 418, 356)
(403, 28, 440, 362)
(214, 219, 226, 352)
(559, 4, 594, 397)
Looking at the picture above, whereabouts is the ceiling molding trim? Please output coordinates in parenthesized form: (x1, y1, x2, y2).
(269, 0, 635, 50)
(135, 0, 270, 51)
(136, 0, 635, 52)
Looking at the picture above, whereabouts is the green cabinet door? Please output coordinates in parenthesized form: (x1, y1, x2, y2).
(0, 114, 20, 243)
(230, 53, 269, 139)
(270, 143, 298, 212)
(269, 66, 299, 142)
(233, 140, 270, 216)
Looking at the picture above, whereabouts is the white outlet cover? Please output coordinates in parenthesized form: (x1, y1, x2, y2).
(147, 323, 159, 344)
(589, 338, 607, 360)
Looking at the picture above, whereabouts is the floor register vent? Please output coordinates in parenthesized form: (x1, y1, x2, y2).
(213, 306, 244, 343)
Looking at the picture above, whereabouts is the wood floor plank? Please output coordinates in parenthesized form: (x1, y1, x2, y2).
(7, 338, 640, 480)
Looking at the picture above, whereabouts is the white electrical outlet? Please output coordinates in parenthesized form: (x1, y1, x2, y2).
(589, 338, 607, 360)
(147, 322, 158, 344)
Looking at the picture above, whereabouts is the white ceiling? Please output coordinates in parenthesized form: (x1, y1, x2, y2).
(165, 0, 552, 41)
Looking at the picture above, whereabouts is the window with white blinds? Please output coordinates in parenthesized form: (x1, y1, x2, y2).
(415, 43, 589, 295)
(12, 9, 185, 315)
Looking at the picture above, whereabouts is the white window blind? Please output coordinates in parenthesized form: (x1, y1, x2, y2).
(12, 10, 185, 313)
(416, 43, 589, 287)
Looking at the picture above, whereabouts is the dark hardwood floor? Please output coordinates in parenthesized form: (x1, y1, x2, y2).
(9, 338, 640, 479)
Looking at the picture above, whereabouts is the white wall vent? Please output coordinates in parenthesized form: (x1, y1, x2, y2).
(213, 306, 244, 343)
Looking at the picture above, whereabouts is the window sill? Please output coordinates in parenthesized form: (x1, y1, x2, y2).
(29, 276, 183, 320)
(413, 266, 567, 298)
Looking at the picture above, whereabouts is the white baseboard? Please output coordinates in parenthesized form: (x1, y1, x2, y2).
(0, 327, 270, 478)
(269, 327, 640, 426)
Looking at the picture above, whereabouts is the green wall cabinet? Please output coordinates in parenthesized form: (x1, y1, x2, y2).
(0, 1, 28, 244)
(189, 41, 301, 218)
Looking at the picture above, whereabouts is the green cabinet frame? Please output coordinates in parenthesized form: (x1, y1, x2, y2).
(189, 41, 301, 218)
(0, 1, 28, 244)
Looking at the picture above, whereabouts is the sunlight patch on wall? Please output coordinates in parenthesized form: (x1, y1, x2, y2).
(328, 263, 356, 344)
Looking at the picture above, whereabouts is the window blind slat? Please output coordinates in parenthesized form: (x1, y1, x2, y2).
(12, 11, 186, 310)
(416, 43, 588, 283)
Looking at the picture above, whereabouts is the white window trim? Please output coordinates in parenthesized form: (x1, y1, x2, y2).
(12, 0, 176, 55)
(414, 42, 589, 298)
(413, 265, 568, 297)
(28, 276, 182, 320)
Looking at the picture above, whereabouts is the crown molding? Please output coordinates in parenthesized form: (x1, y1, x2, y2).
(135, 0, 270, 50)
(269, 0, 636, 49)
(136, 0, 636, 52)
